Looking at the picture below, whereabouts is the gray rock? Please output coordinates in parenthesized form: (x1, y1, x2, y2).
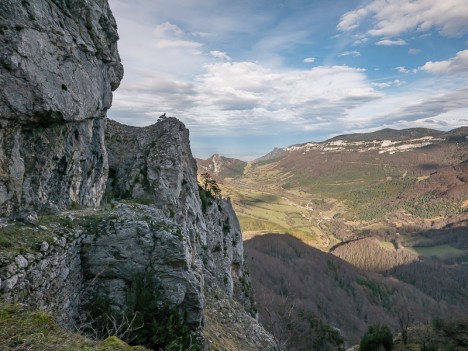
(15, 255, 28, 269)
(19, 212, 39, 225)
(102, 118, 259, 328)
(2, 275, 18, 290)
(40, 241, 49, 252)
(5, 263, 18, 276)
(0, 0, 123, 216)
(55, 238, 66, 248)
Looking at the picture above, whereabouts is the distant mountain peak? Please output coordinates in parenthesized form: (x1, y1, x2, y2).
(196, 154, 247, 179)
(255, 127, 467, 160)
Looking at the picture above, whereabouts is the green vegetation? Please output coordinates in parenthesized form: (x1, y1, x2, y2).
(0, 301, 149, 351)
(200, 173, 221, 198)
(392, 318, 468, 351)
(238, 215, 288, 233)
(402, 195, 464, 218)
(406, 244, 465, 259)
(0, 223, 54, 255)
(359, 324, 393, 351)
(222, 185, 329, 247)
(84, 272, 202, 351)
(308, 316, 345, 351)
(356, 278, 396, 311)
(198, 185, 211, 213)
(197, 173, 223, 213)
(338, 178, 414, 221)
(125, 272, 202, 351)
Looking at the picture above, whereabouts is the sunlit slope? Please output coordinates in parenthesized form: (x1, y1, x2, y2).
(197, 127, 468, 252)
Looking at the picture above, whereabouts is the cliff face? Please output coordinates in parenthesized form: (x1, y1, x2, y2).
(0, 1, 275, 349)
(103, 118, 258, 324)
(0, 0, 123, 216)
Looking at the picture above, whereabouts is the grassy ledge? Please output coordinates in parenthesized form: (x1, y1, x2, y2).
(0, 302, 150, 351)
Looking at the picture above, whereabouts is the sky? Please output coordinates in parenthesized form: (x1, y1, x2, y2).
(107, 0, 468, 160)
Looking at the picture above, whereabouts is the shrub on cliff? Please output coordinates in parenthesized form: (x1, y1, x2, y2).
(359, 324, 393, 351)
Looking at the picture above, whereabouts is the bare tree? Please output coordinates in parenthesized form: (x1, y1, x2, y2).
(396, 301, 413, 345)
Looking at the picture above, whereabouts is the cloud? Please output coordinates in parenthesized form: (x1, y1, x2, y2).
(303, 57, 315, 63)
(408, 48, 421, 55)
(111, 60, 382, 135)
(396, 66, 410, 74)
(152, 22, 203, 51)
(195, 63, 379, 115)
(351, 34, 369, 46)
(372, 80, 406, 89)
(210, 50, 231, 61)
(153, 22, 183, 37)
(380, 88, 468, 122)
(338, 0, 468, 38)
(338, 51, 361, 57)
(376, 38, 407, 46)
(419, 50, 468, 74)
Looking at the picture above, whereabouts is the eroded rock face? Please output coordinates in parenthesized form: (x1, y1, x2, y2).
(80, 204, 205, 327)
(0, 0, 123, 216)
(102, 118, 258, 331)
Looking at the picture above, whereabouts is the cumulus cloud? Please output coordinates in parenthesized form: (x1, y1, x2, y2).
(195, 63, 379, 115)
(376, 38, 407, 46)
(112, 60, 382, 135)
(338, 0, 468, 37)
(338, 51, 361, 57)
(419, 50, 468, 74)
(396, 66, 410, 74)
(372, 80, 406, 89)
(303, 57, 315, 63)
(210, 50, 231, 60)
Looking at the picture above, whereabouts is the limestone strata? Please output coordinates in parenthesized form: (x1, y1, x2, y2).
(0, 0, 123, 216)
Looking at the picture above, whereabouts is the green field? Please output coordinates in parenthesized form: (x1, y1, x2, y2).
(405, 244, 465, 259)
(222, 184, 335, 247)
(379, 241, 396, 250)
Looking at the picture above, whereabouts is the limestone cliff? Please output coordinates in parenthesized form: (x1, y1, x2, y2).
(100, 118, 264, 346)
(0, 0, 123, 216)
(0, 1, 275, 349)
(0, 118, 274, 349)
(105, 119, 255, 312)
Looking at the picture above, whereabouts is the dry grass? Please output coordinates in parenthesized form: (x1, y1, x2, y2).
(0, 302, 150, 351)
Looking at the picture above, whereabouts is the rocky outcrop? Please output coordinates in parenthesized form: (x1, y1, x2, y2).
(100, 118, 266, 347)
(104, 118, 257, 313)
(0, 220, 86, 327)
(0, 0, 274, 348)
(0, 0, 123, 216)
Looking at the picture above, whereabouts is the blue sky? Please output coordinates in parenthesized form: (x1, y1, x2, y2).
(108, 0, 468, 160)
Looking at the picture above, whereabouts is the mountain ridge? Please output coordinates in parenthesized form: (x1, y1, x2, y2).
(253, 127, 468, 164)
